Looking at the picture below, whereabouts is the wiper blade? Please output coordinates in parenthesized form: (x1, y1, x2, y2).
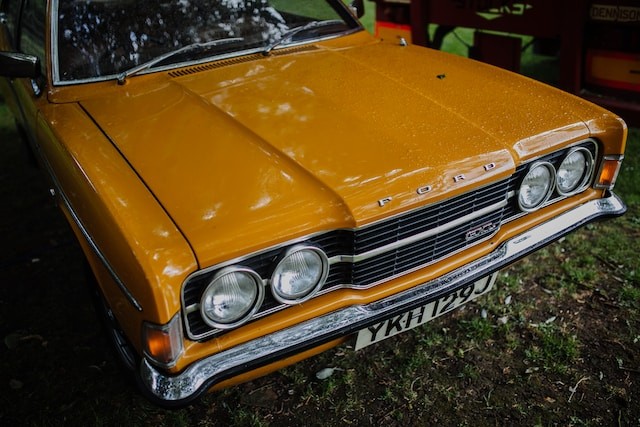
(116, 37, 244, 84)
(262, 19, 345, 56)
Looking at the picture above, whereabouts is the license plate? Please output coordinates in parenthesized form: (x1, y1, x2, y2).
(354, 273, 497, 351)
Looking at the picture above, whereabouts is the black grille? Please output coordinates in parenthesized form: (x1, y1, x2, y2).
(323, 178, 513, 287)
(351, 207, 506, 285)
(183, 140, 599, 340)
(183, 176, 518, 340)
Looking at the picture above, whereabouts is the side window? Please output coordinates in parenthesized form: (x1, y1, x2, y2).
(18, 0, 45, 67)
(0, 0, 23, 47)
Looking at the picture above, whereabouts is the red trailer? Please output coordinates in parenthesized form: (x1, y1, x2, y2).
(372, 0, 639, 125)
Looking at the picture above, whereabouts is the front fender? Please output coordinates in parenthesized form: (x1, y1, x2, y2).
(35, 101, 197, 353)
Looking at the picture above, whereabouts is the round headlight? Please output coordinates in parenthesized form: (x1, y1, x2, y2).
(556, 147, 593, 196)
(200, 267, 264, 329)
(518, 162, 556, 212)
(271, 245, 329, 304)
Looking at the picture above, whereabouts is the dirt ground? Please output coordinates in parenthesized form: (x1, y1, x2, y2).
(1, 104, 639, 426)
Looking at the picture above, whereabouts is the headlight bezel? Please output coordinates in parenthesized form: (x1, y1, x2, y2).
(516, 140, 600, 213)
(270, 245, 330, 305)
(199, 266, 265, 330)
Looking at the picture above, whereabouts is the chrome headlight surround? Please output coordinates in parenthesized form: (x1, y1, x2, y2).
(200, 266, 264, 330)
(556, 147, 594, 196)
(270, 245, 329, 304)
(518, 161, 556, 212)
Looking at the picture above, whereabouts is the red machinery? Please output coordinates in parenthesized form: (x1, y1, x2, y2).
(372, 0, 640, 125)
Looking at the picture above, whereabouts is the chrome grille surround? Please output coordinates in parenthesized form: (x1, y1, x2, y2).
(182, 140, 598, 341)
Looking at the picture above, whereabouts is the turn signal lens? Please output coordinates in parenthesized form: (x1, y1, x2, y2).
(596, 155, 624, 190)
(143, 313, 184, 368)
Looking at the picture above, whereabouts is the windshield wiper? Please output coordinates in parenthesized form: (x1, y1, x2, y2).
(262, 19, 346, 56)
(116, 37, 244, 84)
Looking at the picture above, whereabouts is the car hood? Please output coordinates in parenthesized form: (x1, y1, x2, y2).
(79, 35, 603, 267)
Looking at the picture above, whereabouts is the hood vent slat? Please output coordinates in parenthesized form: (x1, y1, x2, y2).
(168, 45, 319, 78)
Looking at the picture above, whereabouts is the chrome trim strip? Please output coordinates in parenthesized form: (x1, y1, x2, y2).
(59, 189, 143, 312)
(142, 193, 626, 403)
(30, 153, 144, 312)
(51, 0, 60, 83)
(329, 196, 510, 264)
(516, 138, 599, 170)
(25, 98, 143, 311)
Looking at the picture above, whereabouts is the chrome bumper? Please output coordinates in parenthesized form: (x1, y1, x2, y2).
(140, 193, 626, 406)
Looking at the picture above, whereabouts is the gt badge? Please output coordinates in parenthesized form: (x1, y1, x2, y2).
(465, 222, 498, 241)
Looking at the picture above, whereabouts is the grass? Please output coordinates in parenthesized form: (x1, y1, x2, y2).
(460, 316, 493, 341)
(525, 322, 580, 374)
(620, 284, 640, 308)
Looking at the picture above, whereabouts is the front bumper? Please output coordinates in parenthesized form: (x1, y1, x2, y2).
(140, 193, 626, 406)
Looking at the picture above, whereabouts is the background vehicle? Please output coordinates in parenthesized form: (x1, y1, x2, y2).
(372, 0, 640, 126)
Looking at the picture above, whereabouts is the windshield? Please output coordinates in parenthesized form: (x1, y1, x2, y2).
(54, 0, 359, 83)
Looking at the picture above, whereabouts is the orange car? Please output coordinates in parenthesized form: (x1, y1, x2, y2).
(0, 0, 626, 407)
